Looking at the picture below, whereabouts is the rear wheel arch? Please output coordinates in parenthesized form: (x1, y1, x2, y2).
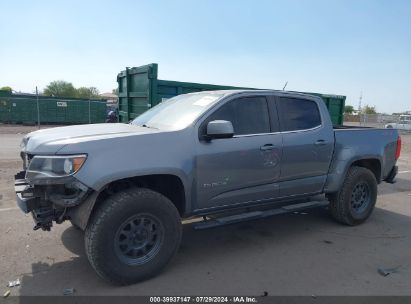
(328, 165, 378, 225)
(350, 158, 382, 183)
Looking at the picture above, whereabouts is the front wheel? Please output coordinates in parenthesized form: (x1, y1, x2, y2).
(328, 166, 378, 226)
(85, 188, 182, 285)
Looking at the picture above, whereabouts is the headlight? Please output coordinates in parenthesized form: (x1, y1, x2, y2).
(25, 155, 87, 181)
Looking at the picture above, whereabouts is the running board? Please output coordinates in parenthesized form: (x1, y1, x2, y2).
(193, 200, 329, 230)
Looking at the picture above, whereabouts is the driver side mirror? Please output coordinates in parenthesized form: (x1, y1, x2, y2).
(206, 120, 234, 139)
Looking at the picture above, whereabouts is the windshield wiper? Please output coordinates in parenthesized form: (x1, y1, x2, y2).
(141, 124, 159, 130)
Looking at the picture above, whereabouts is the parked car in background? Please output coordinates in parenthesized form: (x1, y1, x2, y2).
(385, 115, 411, 130)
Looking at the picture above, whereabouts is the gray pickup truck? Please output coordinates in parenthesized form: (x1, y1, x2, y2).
(15, 90, 401, 285)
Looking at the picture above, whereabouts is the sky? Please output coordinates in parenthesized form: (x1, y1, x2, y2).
(0, 0, 410, 113)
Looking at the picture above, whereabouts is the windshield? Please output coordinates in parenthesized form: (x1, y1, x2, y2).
(131, 92, 226, 130)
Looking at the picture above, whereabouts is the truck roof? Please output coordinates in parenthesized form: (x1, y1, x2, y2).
(186, 89, 324, 100)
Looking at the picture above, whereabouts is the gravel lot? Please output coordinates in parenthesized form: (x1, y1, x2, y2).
(0, 124, 410, 296)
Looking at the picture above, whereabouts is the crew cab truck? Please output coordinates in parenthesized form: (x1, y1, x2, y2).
(15, 90, 401, 285)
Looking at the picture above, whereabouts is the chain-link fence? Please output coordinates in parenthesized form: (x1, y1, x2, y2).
(344, 114, 411, 134)
(344, 114, 404, 128)
(0, 97, 107, 125)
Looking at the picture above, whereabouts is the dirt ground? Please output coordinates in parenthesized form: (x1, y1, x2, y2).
(0, 124, 411, 296)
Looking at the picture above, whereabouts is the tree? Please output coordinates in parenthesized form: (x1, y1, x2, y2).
(362, 104, 377, 114)
(43, 81, 77, 98)
(76, 87, 100, 99)
(1, 86, 12, 92)
(344, 105, 354, 114)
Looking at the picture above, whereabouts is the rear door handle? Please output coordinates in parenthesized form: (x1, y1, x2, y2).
(260, 144, 275, 151)
(314, 140, 327, 146)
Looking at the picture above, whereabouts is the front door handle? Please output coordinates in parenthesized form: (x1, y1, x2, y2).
(260, 144, 275, 151)
(314, 140, 327, 146)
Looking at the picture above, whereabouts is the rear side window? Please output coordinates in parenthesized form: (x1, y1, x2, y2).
(205, 96, 270, 135)
(277, 98, 321, 131)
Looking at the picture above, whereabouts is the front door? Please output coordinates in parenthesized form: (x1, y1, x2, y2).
(194, 95, 282, 211)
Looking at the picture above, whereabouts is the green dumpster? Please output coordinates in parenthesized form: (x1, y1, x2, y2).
(117, 63, 345, 125)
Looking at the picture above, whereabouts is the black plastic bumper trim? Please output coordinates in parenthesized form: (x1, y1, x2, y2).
(385, 166, 398, 184)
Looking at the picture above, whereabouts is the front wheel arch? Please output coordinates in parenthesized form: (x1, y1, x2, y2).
(69, 174, 187, 231)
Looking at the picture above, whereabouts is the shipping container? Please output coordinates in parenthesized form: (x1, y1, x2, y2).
(117, 63, 346, 125)
(0, 90, 107, 125)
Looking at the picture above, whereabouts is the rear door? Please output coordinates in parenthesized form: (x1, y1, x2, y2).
(194, 95, 283, 210)
(275, 96, 334, 197)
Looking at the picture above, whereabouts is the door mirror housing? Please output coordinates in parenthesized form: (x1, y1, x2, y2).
(206, 120, 234, 139)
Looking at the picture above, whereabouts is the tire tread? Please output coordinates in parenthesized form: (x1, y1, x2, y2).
(85, 188, 181, 285)
(329, 166, 377, 226)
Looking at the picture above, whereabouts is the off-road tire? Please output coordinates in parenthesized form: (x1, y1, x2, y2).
(328, 166, 377, 226)
(84, 188, 182, 285)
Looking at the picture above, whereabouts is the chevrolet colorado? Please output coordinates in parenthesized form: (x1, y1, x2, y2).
(15, 90, 401, 285)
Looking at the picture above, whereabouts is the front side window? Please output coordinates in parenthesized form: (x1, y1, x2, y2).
(204, 96, 270, 135)
(277, 98, 321, 132)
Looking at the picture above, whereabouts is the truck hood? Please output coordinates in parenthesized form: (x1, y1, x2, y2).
(23, 123, 157, 154)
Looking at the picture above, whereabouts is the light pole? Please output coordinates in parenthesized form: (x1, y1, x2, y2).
(36, 86, 40, 129)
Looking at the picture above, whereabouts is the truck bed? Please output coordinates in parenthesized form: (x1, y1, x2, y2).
(334, 125, 376, 129)
(333, 127, 399, 180)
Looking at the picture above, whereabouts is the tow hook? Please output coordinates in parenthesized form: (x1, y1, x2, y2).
(31, 207, 55, 231)
(33, 222, 52, 231)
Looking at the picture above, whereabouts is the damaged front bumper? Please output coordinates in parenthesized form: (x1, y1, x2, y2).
(14, 170, 90, 231)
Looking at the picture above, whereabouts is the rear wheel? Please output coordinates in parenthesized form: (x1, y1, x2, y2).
(85, 188, 182, 285)
(328, 166, 377, 225)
